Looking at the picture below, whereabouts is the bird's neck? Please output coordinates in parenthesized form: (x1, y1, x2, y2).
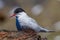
(17, 12, 27, 16)
(16, 12, 28, 18)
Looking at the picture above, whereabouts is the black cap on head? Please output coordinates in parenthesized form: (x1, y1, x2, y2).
(14, 8, 25, 14)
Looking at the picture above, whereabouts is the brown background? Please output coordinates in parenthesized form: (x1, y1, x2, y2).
(0, 0, 60, 40)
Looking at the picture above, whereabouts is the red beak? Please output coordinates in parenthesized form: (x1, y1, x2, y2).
(10, 14, 16, 18)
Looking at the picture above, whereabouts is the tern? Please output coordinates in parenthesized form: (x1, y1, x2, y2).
(10, 7, 54, 32)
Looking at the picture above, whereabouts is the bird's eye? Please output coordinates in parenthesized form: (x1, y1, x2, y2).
(14, 8, 20, 14)
(14, 8, 25, 14)
(15, 10, 20, 13)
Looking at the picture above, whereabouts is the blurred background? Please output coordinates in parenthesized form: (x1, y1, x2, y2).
(0, 0, 60, 40)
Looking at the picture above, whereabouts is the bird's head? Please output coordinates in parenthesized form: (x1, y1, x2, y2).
(10, 7, 25, 17)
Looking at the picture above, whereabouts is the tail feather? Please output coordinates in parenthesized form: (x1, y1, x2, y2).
(39, 29, 55, 32)
(33, 26, 55, 32)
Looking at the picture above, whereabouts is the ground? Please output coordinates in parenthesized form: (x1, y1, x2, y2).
(0, 29, 48, 40)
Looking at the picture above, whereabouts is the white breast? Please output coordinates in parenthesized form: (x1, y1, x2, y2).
(16, 12, 42, 32)
(17, 12, 30, 26)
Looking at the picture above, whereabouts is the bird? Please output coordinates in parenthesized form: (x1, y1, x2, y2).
(10, 7, 54, 32)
